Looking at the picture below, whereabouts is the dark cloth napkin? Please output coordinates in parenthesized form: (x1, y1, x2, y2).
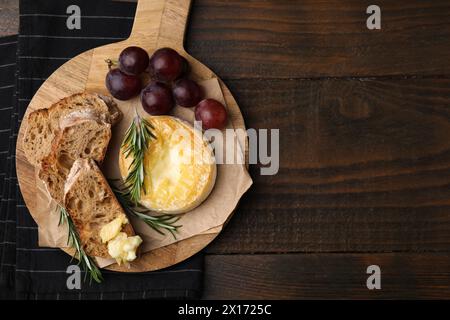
(0, 0, 204, 300)
(0, 35, 18, 300)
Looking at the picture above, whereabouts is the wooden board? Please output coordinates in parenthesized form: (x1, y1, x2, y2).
(15, 0, 247, 272)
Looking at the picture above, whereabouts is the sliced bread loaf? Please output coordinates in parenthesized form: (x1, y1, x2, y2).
(38, 116, 112, 205)
(23, 92, 121, 166)
(64, 158, 135, 258)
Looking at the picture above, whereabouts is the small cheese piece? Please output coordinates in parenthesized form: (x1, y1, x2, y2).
(99, 214, 129, 244)
(107, 232, 143, 265)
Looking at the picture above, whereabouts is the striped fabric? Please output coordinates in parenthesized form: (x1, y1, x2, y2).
(0, 35, 18, 300)
(0, 0, 204, 300)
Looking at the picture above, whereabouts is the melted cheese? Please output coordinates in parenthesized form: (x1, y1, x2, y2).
(119, 116, 216, 214)
(99, 215, 142, 264)
(99, 214, 129, 244)
(107, 232, 143, 265)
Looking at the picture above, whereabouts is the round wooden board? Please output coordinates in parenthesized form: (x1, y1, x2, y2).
(15, 0, 248, 272)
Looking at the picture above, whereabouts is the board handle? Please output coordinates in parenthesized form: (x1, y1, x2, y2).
(130, 0, 192, 51)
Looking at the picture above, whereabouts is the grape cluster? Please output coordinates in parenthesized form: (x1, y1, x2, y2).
(105, 46, 228, 130)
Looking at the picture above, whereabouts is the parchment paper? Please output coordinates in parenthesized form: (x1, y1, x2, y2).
(34, 78, 253, 268)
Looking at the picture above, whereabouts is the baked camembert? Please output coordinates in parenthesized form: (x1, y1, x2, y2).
(119, 116, 216, 214)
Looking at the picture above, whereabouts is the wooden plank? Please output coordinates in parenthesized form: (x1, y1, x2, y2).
(186, 0, 450, 78)
(6, 0, 450, 77)
(203, 253, 450, 299)
(0, 0, 19, 36)
(207, 78, 450, 253)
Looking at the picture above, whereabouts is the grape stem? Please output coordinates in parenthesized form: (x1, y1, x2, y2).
(105, 58, 119, 70)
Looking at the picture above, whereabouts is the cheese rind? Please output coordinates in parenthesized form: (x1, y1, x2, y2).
(119, 116, 216, 214)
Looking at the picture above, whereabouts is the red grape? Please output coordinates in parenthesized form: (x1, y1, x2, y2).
(172, 78, 203, 107)
(149, 48, 184, 82)
(195, 99, 228, 130)
(141, 81, 174, 115)
(105, 68, 141, 100)
(119, 46, 149, 76)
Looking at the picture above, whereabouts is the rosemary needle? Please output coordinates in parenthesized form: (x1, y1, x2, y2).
(121, 115, 156, 204)
(111, 182, 181, 239)
(58, 205, 103, 283)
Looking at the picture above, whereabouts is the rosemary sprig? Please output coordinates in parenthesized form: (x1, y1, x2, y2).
(121, 115, 156, 204)
(58, 205, 103, 283)
(111, 182, 181, 239)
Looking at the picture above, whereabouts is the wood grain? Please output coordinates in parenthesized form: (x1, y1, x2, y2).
(203, 253, 450, 299)
(185, 0, 450, 79)
(9, 0, 450, 298)
(15, 0, 248, 272)
(206, 78, 450, 253)
(0, 0, 19, 36)
(4, 0, 450, 78)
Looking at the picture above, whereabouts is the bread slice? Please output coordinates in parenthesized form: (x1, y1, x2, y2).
(64, 158, 135, 258)
(38, 116, 112, 205)
(23, 92, 121, 166)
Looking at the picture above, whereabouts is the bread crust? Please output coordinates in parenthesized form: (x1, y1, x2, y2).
(64, 159, 135, 258)
(38, 116, 112, 205)
(23, 92, 121, 166)
(23, 93, 135, 260)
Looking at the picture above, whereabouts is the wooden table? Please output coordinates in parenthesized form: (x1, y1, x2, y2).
(2, 0, 450, 299)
